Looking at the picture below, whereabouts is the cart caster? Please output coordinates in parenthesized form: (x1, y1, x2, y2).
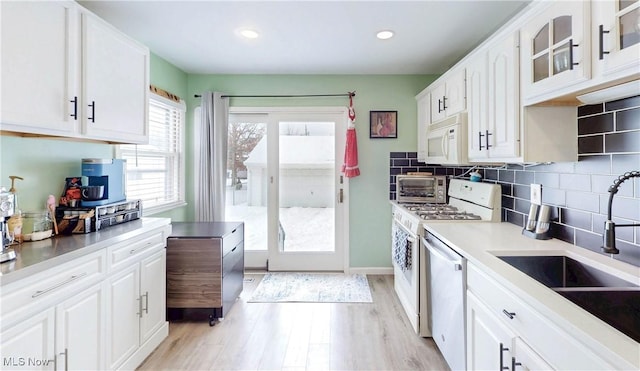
(209, 314, 216, 326)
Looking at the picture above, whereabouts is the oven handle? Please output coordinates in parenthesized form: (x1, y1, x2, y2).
(422, 236, 463, 270)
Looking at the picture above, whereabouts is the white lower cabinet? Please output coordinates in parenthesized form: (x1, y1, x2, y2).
(108, 247, 167, 370)
(0, 281, 106, 371)
(466, 263, 621, 370)
(0, 309, 55, 370)
(0, 222, 170, 371)
(55, 282, 107, 370)
(467, 291, 551, 371)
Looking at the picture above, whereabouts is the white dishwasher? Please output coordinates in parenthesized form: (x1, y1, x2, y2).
(423, 230, 466, 371)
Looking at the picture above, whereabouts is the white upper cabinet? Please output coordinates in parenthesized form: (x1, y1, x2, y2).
(467, 32, 520, 162)
(0, 1, 79, 136)
(0, 1, 149, 144)
(81, 11, 149, 143)
(592, 0, 640, 79)
(521, 1, 591, 104)
(430, 69, 466, 122)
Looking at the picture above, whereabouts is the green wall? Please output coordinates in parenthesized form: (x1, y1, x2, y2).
(0, 52, 439, 268)
(184, 74, 437, 267)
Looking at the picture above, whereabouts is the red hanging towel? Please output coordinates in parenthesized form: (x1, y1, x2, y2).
(342, 95, 360, 178)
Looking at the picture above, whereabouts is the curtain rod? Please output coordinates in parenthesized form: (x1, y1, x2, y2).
(193, 91, 355, 98)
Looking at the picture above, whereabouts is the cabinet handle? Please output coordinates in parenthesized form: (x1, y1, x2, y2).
(598, 25, 610, 60)
(485, 130, 492, 149)
(512, 357, 522, 370)
(500, 343, 510, 370)
(32, 273, 87, 298)
(61, 348, 69, 371)
(437, 98, 443, 113)
(231, 246, 237, 252)
(502, 309, 516, 319)
(479, 131, 485, 150)
(143, 291, 149, 314)
(569, 38, 579, 70)
(442, 96, 448, 111)
(70, 96, 78, 120)
(88, 101, 96, 123)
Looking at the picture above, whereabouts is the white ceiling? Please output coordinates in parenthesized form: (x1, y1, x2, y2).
(78, 0, 531, 75)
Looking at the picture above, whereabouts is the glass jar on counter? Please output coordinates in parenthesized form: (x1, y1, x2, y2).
(22, 211, 52, 239)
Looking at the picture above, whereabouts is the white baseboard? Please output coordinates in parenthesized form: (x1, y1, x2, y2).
(347, 267, 393, 275)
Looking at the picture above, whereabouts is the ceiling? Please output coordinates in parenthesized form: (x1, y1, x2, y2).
(79, 0, 531, 75)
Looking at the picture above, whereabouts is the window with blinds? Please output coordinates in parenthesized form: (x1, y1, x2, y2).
(118, 93, 186, 214)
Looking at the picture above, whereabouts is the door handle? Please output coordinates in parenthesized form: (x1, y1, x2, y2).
(598, 25, 610, 60)
(499, 343, 510, 370)
(70, 96, 78, 120)
(88, 101, 96, 123)
(569, 38, 579, 70)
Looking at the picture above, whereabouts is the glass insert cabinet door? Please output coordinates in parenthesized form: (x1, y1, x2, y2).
(594, 0, 640, 77)
(617, 0, 640, 50)
(521, 1, 590, 103)
(532, 15, 577, 82)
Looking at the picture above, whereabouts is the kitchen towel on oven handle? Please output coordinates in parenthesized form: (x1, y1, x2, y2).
(392, 223, 413, 271)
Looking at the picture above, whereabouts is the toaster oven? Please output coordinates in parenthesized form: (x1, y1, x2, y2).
(396, 175, 446, 203)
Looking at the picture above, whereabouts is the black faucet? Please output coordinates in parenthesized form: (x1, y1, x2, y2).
(602, 171, 640, 254)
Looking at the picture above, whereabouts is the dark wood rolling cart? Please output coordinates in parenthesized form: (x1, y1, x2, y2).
(166, 222, 244, 326)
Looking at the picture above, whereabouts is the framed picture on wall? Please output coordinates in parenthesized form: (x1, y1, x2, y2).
(370, 111, 397, 138)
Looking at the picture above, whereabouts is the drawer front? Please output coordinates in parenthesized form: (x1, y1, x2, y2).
(1, 250, 106, 323)
(222, 224, 243, 257)
(222, 241, 243, 278)
(467, 263, 613, 370)
(109, 230, 165, 270)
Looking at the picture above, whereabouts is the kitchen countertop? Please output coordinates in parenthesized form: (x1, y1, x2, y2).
(0, 217, 171, 286)
(423, 221, 640, 369)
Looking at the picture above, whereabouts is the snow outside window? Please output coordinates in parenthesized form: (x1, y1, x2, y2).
(118, 93, 186, 214)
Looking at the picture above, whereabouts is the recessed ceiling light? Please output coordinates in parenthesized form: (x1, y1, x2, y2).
(240, 29, 259, 39)
(376, 30, 394, 40)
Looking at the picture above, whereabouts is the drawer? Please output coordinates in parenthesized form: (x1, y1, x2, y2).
(467, 263, 614, 370)
(1, 249, 106, 322)
(222, 241, 243, 278)
(222, 224, 243, 257)
(109, 230, 165, 271)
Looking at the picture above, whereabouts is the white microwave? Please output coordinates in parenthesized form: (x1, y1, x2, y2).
(424, 113, 468, 165)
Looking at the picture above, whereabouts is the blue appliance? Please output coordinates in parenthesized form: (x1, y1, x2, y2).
(81, 159, 126, 207)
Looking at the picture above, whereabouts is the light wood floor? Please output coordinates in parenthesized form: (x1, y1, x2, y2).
(138, 274, 449, 371)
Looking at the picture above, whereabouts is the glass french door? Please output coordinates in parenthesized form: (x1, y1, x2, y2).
(226, 107, 348, 272)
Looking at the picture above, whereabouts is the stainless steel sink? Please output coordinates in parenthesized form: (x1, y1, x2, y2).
(497, 255, 637, 288)
(557, 289, 640, 343)
(496, 255, 639, 342)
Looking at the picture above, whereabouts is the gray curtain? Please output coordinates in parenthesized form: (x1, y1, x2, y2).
(195, 92, 228, 221)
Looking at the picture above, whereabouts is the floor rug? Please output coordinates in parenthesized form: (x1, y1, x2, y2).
(248, 272, 373, 303)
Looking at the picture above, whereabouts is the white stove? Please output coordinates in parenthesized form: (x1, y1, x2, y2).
(390, 179, 501, 336)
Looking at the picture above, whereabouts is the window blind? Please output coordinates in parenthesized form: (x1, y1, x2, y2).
(119, 94, 185, 214)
